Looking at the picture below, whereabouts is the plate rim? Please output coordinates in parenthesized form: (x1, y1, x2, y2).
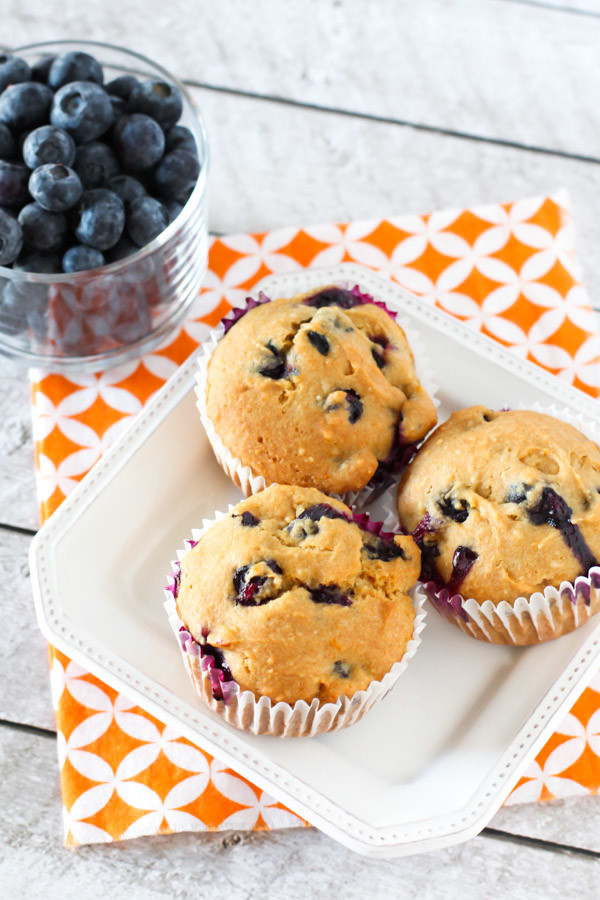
(30, 263, 600, 858)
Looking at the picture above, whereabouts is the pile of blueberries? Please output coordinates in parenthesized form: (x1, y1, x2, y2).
(0, 49, 200, 273)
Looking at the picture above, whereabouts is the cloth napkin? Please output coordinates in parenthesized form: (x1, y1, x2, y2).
(30, 192, 600, 845)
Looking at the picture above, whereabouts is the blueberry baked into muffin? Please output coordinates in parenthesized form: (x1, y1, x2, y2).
(397, 406, 600, 643)
(203, 285, 437, 497)
(172, 484, 420, 720)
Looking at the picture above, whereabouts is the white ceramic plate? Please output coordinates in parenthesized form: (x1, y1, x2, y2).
(30, 264, 600, 858)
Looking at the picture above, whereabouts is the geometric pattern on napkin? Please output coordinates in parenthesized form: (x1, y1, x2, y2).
(30, 192, 600, 843)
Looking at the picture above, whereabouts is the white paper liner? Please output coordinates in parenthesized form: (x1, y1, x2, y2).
(397, 402, 600, 646)
(194, 283, 440, 507)
(163, 505, 427, 737)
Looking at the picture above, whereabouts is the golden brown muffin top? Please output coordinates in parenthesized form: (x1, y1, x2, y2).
(177, 484, 420, 705)
(205, 285, 437, 495)
(397, 406, 600, 604)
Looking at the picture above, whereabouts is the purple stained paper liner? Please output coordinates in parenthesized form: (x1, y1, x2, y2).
(163, 507, 427, 737)
(195, 283, 440, 507)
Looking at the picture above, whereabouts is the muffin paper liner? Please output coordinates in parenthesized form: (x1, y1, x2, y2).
(393, 402, 600, 646)
(163, 506, 427, 737)
(194, 284, 440, 508)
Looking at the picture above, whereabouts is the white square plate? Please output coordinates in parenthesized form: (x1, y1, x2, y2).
(31, 264, 600, 858)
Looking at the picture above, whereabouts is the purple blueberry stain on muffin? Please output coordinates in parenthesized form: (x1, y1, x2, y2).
(527, 486, 598, 574)
(309, 584, 352, 606)
(333, 660, 352, 678)
(307, 329, 330, 356)
(446, 546, 478, 595)
(437, 493, 470, 523)
(237, 511, 259, 527)
(298, 503, 350, 523)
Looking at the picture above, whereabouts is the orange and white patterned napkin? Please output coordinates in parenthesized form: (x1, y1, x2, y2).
(31, 192, 600, 844)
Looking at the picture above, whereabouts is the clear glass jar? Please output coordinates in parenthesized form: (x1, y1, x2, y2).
(0, 40, 209, 372)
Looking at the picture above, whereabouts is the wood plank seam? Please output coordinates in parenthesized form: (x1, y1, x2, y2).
(496, 0, 600, 19)
(183, 80, 600, 166)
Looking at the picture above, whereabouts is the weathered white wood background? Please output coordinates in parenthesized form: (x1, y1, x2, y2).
(2, 1, 600, 896)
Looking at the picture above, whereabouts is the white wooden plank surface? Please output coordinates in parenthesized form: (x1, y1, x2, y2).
(0, 726, 599, 900)
(0, 529, 54, 730)
(5, 0, 600, 157)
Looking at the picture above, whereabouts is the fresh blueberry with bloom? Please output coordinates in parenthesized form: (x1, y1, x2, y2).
(0, 208, 23, 264)
(0, 82, 53, 132)
(0, 55, 31, 92)
(153, 148, 199, 203)
(164, 124, 197, 156)
(107, 174, 146, 206)
(73, 141, 119, 188)
(0, 123, 16, 160)
(22, 125, 76, 169)
(113, 113, 165, 171)
(29, 163, 83, 212)
(128, 79, 183, 130)
(31, 55, 56, 84)
(0, 160, 30, 207)
(18, 202, 67, 252)
(127, 195, 169, 247)
(74, 188, 125, 251)
(62, 244, 105, 273)
(105, 74, 138, 100)
(50, 81, 113, 143)
(13, 250, 61, 272)
(48, 51, 104, 89)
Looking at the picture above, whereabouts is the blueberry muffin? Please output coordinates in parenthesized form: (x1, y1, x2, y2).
(204, 285, 437, 496)
(397, 407, 600, 607)
(175, 484, 420, 706)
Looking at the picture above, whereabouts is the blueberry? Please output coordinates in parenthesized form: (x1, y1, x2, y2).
(105, 74, 138, 100)
(106, 174, 146, 207)
(29, 164, 83, 212)
(333, 661, 351, 678)
(31, 55, 56, 84)
(239, 511, 259, 527)
(62, 245, 105, 273)
(0, 82, 53, 132)
(0, 160, 30, 206)
(0, 55, 31, 92)
(105, 234, 137, 262)
(74, 188, 125, 251)
(307, 329, 330, 355)
(73, 141, 119, 189)
(13, 250, 61, 273)
(165, 200, 183, 223)
(18, 202, 67, 252)
(0, 208, 23, 264)
(128, 79, 183, 130)
(304, 287, 361, 309)
(48, 52, 104, 89)
(297, 503, 349, 523)
(527, 487, 597, 573)
(0, 124, 16, 160)
(346, 389, 363, 424)
(107, 94, 126, 120)
(437, 495, 470, 523)
(126, 195, 168, 247)
(22, 126, 76, 169)
(258, 341, 288, 379)
(446, 546, 478, 595)
(165, 125, 197, 156)
(51, 82, 113, 143)
(113, 113, 165, 171)
(309, 584, 352, 606)
(152, 148, 199, 203)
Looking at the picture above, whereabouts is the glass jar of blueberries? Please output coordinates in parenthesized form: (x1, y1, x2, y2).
(0, 41, 209, 371)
